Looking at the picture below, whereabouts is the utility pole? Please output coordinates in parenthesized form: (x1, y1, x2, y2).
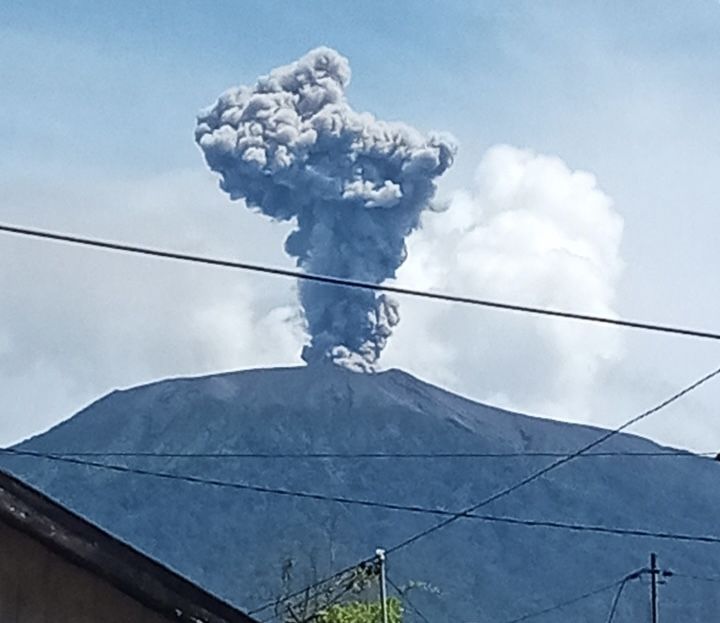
(376, 548, 389, 623)
(650, 553, 659, 623)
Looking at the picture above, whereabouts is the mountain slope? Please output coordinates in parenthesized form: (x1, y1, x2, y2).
(3, 365, 720, 622)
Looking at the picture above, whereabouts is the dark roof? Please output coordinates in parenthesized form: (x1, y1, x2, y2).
(0, 468, 258, 623)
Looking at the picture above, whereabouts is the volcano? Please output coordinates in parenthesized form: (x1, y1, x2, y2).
(3, 365, 719, 622)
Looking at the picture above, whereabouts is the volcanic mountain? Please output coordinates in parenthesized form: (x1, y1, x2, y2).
(3, 365, 719, 622)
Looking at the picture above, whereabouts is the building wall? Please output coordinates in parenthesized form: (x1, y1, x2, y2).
(0, 520, 172, 623)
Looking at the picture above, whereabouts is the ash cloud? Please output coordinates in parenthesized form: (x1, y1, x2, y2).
(195, 47, 455, 370)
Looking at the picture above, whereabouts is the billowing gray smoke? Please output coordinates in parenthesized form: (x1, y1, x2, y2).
(195, 47, 455, 370)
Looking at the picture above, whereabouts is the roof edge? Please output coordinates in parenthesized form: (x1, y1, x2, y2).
(0, 468, 257, 623)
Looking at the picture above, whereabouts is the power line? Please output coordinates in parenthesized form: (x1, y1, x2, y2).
(266, 571, 362, 623)
(34, 450, 717, 460)
(605, 571, 642, 623)
(605, 583, 626, 623)
(3, 447, 720, 545)
(252, 568, 359, 619)
(458, 515, 720, 544)
(250, 560, 371, 618)
(384, 364, 720, 555)
(672, 572, 720, 584)
(2, 222, 720, 342)
(499, 570, 643, 623)
(295, 581, 358, 623)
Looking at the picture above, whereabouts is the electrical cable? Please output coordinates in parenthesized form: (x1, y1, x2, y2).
(249, 560, 371, 618)
(671, 572, 720, 584)
(3, 448, 720, 545)
(499, 570, 643, 623)
(33, 450, 716, 460)
(605, 570, 642, 623)
(3, 223, 720, 342)
(266, 575, 359, 623)
(605, 583, 625, 623)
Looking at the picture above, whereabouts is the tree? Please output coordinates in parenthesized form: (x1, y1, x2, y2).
(275, 555, 434, 623)
(316, 597, 403, 623)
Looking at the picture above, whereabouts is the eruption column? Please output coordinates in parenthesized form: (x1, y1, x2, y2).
(196, 47, 455, 370)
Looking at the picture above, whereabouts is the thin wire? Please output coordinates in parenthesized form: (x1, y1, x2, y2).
(605, 583, 625, 623)
(296, 582, 358, 623)
(462, 515, 720, 544)
(672, 572, 720, 584)
(605, 571, 641, 623)
(250, 560, 371, 618)
(3, 448, 720, 545)
(385, 364, 720, 555)
(499, 570, 642, 623)
(386, 574, 432, 623)
(33, 450, 717, 460)
(2, 223, 720, 342)
(266, 575, 359, 623)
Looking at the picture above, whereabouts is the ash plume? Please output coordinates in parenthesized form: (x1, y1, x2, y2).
(195, 47, 455, 370)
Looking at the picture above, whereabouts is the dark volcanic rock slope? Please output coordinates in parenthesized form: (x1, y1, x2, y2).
(4, 365, 720, 622)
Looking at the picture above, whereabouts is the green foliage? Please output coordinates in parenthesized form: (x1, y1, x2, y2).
(316, 598, 403, 623)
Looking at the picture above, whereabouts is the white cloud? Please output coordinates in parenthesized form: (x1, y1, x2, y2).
(383, 145, 625, 423)
(0, 168, 304, 445)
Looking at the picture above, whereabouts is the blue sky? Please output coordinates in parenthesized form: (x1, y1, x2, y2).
(4, 1, 718, 175)
(1, 1, 719, 448)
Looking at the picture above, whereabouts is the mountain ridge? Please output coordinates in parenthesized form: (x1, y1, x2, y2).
(3, 365, 718, 622)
